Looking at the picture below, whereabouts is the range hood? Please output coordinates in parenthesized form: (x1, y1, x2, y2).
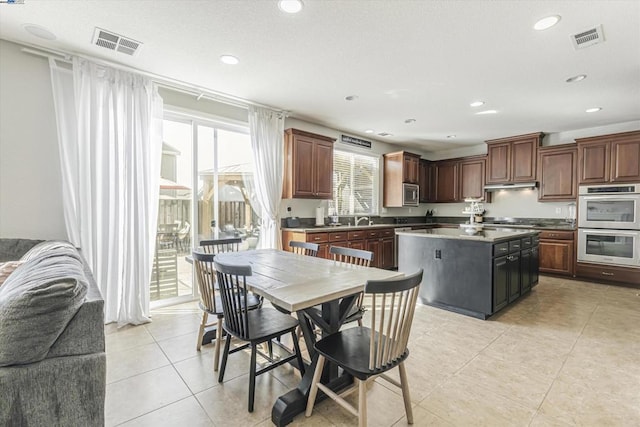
(484, 182, 537, 191)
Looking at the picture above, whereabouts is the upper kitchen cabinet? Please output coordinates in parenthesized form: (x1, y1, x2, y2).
(459, 156, 488, 200)
(537, 144, 578, 201)
(383, 151, 421, 207)
(485, 132, 543, 184)
(432, 160, 458, 203)
(576, 130, 640, 184)
(384, 151, 420, 184)
(283, 128, 335, 199)
(419, 159, 431, 202)
(428, 156, 488, 203)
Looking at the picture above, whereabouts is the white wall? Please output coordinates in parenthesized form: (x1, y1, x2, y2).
(0, 39, 67, 239)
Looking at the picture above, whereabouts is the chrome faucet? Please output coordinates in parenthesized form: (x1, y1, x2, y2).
(354, 216, 370, 226)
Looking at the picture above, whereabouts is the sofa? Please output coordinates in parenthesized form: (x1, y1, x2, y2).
(0, 238, 106, 426)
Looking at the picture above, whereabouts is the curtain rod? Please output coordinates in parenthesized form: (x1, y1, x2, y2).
(20, 44, 283, 112)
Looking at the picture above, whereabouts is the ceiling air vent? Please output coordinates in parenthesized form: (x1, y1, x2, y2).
(92, 27, 142, 56)
(571, 25, 605, 50)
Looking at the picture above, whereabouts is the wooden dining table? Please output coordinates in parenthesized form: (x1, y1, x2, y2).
(214, 248, 403, 426)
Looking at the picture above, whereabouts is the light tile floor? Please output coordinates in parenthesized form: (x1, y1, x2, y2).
(104, 276, 640, 426)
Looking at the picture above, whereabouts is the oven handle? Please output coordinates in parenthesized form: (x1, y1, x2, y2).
(580, 229, 640, 237)
(580, 195, 637, 201)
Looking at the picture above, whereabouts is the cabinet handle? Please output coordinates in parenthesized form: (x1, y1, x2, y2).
(601, 272, 614, 276)
(500, 248, 507, 252)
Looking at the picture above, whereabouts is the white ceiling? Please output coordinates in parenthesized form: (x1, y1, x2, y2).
(1, 0, 639, 152)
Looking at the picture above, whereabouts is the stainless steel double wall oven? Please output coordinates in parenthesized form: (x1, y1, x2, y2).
(577, 183, 640, 267)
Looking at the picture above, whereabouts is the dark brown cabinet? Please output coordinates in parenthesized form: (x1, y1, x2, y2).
(403, 154, 420, 184)
(383, 151, 421, 207)
(537, 144, 578, 201)
(364, 228, 395, 269)
(283, 228, 395, 270)
(419, 159, 431, 202)
(538, 230, 575, 276)
(432, 161, 458, 202)
(429, 156, 487, 202)
(283, 128, 335, 199)
(459, 157, 487, 200)
(576, 262, 640, 286)
(577, 131, 640, 184)
(486, 133, 542, 184)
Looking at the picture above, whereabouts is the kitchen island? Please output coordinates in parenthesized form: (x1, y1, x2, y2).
(397, 227, 539, 319)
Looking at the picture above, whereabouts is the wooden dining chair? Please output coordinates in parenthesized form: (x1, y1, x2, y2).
(200, 237, 242, 254)
(329, 245, 373, 326)
(289, 240, 320, 257)
(305, 269, 424, 426)
(192, 251, 261, 371)
(214, 259, 305, 412)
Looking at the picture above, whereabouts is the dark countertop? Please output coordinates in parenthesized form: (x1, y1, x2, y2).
(282, 221, 575, 233)
(396, 227, 538, 243)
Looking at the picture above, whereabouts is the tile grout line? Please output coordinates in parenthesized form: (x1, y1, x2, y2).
(526, 299, 600, 426)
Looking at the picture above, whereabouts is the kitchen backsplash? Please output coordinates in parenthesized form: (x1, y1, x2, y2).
(281, 188, 574, 222)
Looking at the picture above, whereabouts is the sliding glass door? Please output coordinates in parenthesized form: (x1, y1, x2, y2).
(151, 113, 256, 306)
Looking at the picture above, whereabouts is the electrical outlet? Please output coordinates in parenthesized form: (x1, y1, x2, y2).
(555, 207, 562, 214)
(435, 249, 441, 259)
(287, 206, 292, 212)
(409, 208, 413, 213)
(432, 208, 438, 214)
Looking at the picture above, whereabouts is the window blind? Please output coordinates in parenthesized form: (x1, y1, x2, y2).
(332, 150, 379, 215)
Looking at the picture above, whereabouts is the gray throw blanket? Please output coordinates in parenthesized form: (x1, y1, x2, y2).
(0, 244, 88, 366)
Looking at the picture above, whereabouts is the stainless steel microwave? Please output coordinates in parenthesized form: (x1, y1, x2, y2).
(402, 183, 419, 206)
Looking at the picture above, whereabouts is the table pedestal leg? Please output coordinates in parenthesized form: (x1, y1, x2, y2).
(271, 296, 357, 426)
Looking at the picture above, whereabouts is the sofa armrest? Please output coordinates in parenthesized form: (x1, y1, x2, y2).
(0, 239, 44, 262)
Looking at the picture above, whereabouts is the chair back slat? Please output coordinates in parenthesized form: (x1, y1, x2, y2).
(214, 259, 253, 340)
(329, 245, 372, 267)
(200, 238, 242, 255)
(192, 251, 218, 313)
(289, 241, 320, 257)
(366, 269, 423, 371)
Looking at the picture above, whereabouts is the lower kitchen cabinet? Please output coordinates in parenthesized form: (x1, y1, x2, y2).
(492, 255, 509, 312)
(576, 262, 640, 286)
(364, 228, 395, 269)
(282, 227, 395, 268)
(520, 248, 532, 293)
(539, 230, 575, 276)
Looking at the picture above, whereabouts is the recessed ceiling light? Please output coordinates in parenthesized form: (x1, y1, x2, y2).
(566, 74, 587, 83)
(447, 135, 456, 139)
(469, 101, 485, 107)
(586, 107, 602, 113)
(220, 55, 239, 65)
(344, 95, 359, 101)
(278, 0, 303, 14)
(364, 129, 374, 134)
(404, 118, 416, 124)
(534, 15, 561, 31)
(476, 110, 498, 115)
(23, 24, 57, 40)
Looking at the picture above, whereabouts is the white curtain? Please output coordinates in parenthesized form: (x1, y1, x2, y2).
(247, 106, 284, 249)
(49, 57, 163, 325)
